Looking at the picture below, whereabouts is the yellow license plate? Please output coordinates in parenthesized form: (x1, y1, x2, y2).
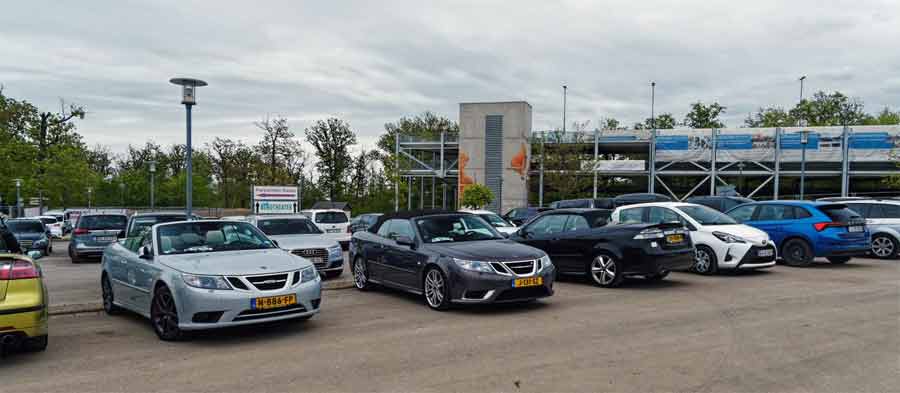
(666, 234, 684, 243)
(253, 294, 297, 310)
(513, 277, 543, 288)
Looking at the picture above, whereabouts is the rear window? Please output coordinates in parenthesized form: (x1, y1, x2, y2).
(257, 219, 322, 235)
(5, 221, 44, 233)
(39, 217, 57, 224)
(819, 205, 862, 222)
(558, 200, 591, 208)
(129, 215, 187, 237)
(78, 215, 127, 230)
(315, 212, 348, 224)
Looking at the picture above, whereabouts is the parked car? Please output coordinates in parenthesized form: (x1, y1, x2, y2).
(460, 209, 518, 235)
(349, 213, 383, 233)
(725, 201, 869, 266)
(246, 214, 344, 278)
(349, 210, 555, 310)
(35, 216, 63, 238)
(611, 203, 775, 274)
(301, 209, 352, 249)
(549, 198, 615, 210)
(613, 193, 672, 207)
(816, 197, 870, 203)
(0, 251, 49, 354)
(0, 224, 23, 254)
(502, 207, 553, 226)
(509, 209, 692, 287)
(101, 220, 322, 341)
(5, 219, 52, 256)
(685, 196, 754, 213)
(843, 199, 900, 259)
(68, 213, 128, 263)
(126, 212, 198, 238)
(43, 210, 72, 234)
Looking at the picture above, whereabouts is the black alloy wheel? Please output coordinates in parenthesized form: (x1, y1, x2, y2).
(101, 274, 121, 315)
(151, 285, 182, 341)
(782, 239, 814, 267)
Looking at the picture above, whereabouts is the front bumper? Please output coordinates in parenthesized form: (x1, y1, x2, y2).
(319, 256, 344, 273)
(448, 265, 555, 304)
(724, 243, 777, 269)
(175, 278, 322, 330)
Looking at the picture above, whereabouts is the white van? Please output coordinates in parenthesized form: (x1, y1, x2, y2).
(301, 209, 352, 248)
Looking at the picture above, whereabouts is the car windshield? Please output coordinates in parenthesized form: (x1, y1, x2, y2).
(128, 215, 187, 237)
(157, 221, 275, 255)
(257, 218, 323, 235)
(676, 205, 737, 225)
(79, 215, 127, 230)
(478, 213, 514, 227)
(416, 215, 503, 243)
(315, 212, 348, 224)
(6, 221, 44, 233)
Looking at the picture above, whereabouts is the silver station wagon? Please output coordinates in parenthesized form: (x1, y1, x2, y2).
(100, 220, 322, 341)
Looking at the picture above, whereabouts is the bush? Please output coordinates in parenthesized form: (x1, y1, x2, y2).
(461, 183, 494, 209)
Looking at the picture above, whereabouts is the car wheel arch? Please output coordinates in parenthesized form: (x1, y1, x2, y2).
(780, 235, 814, 254)
(590, 245, 624, 261)
(419, 260, 450, 290)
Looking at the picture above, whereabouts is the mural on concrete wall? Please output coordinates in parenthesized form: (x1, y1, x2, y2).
(458, 150, 474, 200)
(510, 142, 528, 177)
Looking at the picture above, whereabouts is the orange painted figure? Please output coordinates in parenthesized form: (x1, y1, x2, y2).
(510, 142, 528, 177)
(458, 151, 474, 199)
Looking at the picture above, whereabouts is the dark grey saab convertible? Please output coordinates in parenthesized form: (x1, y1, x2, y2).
(349, 210, 555, 310)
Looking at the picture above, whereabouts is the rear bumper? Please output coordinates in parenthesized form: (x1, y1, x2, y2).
(816, 238, 871, 258)
(622, 247, 695, 276)
(0, 306, 49, 338)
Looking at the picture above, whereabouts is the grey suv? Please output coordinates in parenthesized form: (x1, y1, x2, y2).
(68, 213, 128, 263)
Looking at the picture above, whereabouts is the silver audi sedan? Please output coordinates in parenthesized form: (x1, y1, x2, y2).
(100, 220, 321, 341)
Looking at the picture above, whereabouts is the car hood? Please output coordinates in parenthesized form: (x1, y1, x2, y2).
(268, 234, 338, 250)
(493, 227, 518, 235)
(424, 239, 544, 261)
(159, 248, 311, 275)
(12, 232, 44, 241)
(702, 224, 769, 243)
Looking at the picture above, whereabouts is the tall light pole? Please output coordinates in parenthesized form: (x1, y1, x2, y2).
(562, 85, 567, 133)
(149, 161, 156, 211)
(87, 187, 92, 209)
(14, 179, 22, 218)
(297, 177, 304, 211)
(170, 77, 208, 219)
(651, 81, 656, 129)
(800, 129, 808, 200)
(799, 75, 806, 103)
(649, 81, 657, 194)
(119, 182, 125, 207)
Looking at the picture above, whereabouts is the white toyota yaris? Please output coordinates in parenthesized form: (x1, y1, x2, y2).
(610, 202, 777, 274)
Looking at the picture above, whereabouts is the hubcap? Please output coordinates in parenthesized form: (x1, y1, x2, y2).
(354, 259, 367, 288)
(872, 237, 894, 257)
(424, 270, 444, 307)
(153, 290, 178, 337)
(695, 249, 711, 273)
(591, 255, 616, 285)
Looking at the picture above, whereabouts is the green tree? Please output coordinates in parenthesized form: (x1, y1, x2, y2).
(790, 91, 867, 126)
(255, 116, 298, 185)
(864, 107, 900, 125)
(635, 113, 677, 129)
(684, 102, 727, 128)
(744, 107, 795, 127)
(461, 183, 493, 209)
(305, 118, 357, 201)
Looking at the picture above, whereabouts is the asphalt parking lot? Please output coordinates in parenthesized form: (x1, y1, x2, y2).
(3, 239, 898, 392)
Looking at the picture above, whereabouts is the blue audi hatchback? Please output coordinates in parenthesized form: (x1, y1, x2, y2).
(725, 201, 869, 266)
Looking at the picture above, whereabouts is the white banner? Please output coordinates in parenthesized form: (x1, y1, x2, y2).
(252, 186, 298, 201)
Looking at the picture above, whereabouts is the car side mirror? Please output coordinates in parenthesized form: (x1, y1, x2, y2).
(118, 230, 126, 239)
(138, 245, 153, 260)
(395, 235, 415, 248)
(26, 250, 42, 260)
(517, 229, 529, 238)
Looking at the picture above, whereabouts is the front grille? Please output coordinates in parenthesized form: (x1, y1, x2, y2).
(292, 248, 328, 269)
(246, 274, 289, 291)
(503, 260, 536, 276)
(740, 245, 777, 264)
(464, 290, 488, 299)
(226, 277, 248, 290)
(234, 304, 307, 321)
(495, 286, 550, 301)
(18, 240, 33, 247)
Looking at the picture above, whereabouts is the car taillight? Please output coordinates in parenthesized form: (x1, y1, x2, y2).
(74, 228, 89, 235)
(0, 260, 39, 280)
(814, 222, 840, 232)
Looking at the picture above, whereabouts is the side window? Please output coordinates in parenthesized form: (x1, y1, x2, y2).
(883, 204, 900, 218)
(648, 207, 681, 224)
(727, 205, 755, 223)
(722, 199, 741, 211)
(376, 220, 394, 238)
(564, 215, 590, 232)
(757, 205, 788, 221)
(792, 206, 812, 219)
(527, 215, 569, 235)
(390, 220, 415, 240)
(845, 203, 869, 217)
(618, 208, 645, 224)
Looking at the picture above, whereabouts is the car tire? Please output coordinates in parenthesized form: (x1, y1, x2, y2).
(587, 252, 624, 288)
(646, 270, 670, 282)
(423, 267, 451, 311)
(101, 274, 122, 315)
(826, 256, 851, 264)
(69, 248, 81, 264)
(325, 270, 343, 279)
(870, 234, 899, 259)
(352, 257, 374, 291)
(693, 245, 718, 275)
(22, 335, 48, 352)
(151, 285, 183, 341)
(782, 239, 814, 267)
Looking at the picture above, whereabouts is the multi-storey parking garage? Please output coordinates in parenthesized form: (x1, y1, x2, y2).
(395, 101, 900, 212)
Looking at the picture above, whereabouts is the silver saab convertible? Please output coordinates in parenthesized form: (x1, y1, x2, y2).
(100, 220, 322, 341)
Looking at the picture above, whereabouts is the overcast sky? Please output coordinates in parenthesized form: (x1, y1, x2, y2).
(2, 0, 898, 154)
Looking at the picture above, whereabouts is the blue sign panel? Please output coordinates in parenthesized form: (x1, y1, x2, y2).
(598, 136, 638, 143)
(716, 134, 753, 150)
(656, 135, 689, 150)
(780, 132, 819, 150)
(849, 132, 892, 149)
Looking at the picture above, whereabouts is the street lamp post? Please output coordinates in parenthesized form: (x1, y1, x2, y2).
(119, 183, 125, 207)
(149, 161, 156, 211)
(649, 82, 657, 194)
(562, 85, 567, 133)
(297, 177, 304, 211)
(14, 179, 22, 218)
(799, 75, 806, 103)
(800, 129, 808, 200)
(87, 187, 92, 209)
(170, 77, 208, 219)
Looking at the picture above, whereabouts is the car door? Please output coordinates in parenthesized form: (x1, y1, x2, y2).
(518, 214, 569, 269)
(127, 231, 159, 312)
(107, 237, 139, 308)
(366, 219, 395, 282)
(382, 219, 422, 290)
(552, 214, 594, 272)
(752, 205, 790, 246)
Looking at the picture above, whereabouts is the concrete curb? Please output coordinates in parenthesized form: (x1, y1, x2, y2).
(49, 278, 356, 316)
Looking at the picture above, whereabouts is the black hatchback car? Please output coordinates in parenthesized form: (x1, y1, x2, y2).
(508, 209, 694, 287)
(349, 210, 555, 310)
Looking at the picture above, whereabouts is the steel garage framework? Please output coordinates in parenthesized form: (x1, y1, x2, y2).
(394, 132, 460, 211)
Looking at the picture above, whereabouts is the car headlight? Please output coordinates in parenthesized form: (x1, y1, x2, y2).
(539, 254, 553, 271)
(327, 245, 343, 259)
(34, 238, 48, 246)
(182, 274, 232, 290)
(633, 228, 665, 240)
(713, 231, 746, 244)
(453, 258, 495, 273)
(300, 266, 318, 283)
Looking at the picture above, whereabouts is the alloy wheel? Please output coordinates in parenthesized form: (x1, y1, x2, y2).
(591, 255, 616, 286)
(872, 237, 895, 258)
(694, 249, 712, 273)
(152, 287, 180, 341)
(424, 269, 445, 308)
(354, 258, 368, 289)
(101, 275, 118, 314)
